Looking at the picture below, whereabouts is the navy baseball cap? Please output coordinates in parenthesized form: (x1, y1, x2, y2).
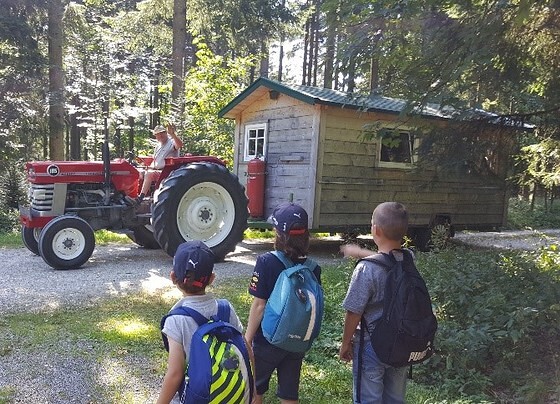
(269, 202, 308, 236)
(173, 241, 215, 287)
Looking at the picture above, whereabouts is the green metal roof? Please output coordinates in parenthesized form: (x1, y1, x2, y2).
(218, 77, 451, 119)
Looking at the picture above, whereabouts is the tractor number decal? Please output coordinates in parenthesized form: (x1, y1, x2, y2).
(47, 165, 60, 176)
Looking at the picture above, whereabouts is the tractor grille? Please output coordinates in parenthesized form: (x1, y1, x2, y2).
(29, 184, 55, 212)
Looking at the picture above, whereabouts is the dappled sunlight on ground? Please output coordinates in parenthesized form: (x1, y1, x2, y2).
(96, 356, 158, 402)
(140, 270, 174, 294)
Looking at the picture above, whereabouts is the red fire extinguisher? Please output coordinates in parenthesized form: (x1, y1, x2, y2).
(247, 158, 266, 218)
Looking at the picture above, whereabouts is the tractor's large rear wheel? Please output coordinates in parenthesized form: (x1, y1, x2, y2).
(127, 225, 160, 249)
(38, 216, 95, 269)
(152, 163, 248, 260)
(22, 226, 41, 255)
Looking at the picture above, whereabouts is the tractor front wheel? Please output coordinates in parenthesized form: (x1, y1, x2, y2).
(38, 216, 95, 269)
(22, 226, 41, 255)
(152, 163, 248, 261)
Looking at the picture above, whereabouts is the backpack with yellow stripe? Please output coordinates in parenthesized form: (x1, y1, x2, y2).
(161, 299, 254, 403)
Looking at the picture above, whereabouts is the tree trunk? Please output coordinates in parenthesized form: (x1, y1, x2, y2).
(259, 41, 269, 78)
(151, 71, 160, 128)
(311, 0, 320, 87)
(171, 0, 186, 120)
(306, 13, 315, 86)
(48, 0, 65, 160)
(128, 100, 135, 153)
(70, 94, 81, 160)
(302, 3, 310, 85)
(323, 6, 337, 89)
(369, 55, 379, 94)
(347, 52, 356, 93)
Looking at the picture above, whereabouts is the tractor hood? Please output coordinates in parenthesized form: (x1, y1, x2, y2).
(25, 159, 140, 196)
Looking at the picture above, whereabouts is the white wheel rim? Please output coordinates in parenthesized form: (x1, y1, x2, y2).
(176, 182, 235, 247)
(51, 227, 86, 260)
(33, 228, 41, 242)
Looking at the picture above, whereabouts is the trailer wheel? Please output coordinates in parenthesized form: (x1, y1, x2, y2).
(22, 226, 41, 255)
(430, 219, 453, 251)
(38, 216, 95, 269)
(127, 225, 160, 249)
(412, 217, 453, 252)
(152, 163, 248, 261)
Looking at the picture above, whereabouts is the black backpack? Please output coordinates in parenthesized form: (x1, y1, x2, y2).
(360, 249, 437, 368)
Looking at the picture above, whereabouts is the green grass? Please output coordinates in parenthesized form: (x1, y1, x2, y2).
(0, 229, 132, 250)
(3, 257, 536, 403)
(244, 228, 276, 239)
(0, 232, 21, 248)
(94, 229, 132, 244)
(2, 197, 560, 402)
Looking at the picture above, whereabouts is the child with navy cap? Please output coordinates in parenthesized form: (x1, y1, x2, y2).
(157, 240, 245, 404)
(245, 202, 322, 404)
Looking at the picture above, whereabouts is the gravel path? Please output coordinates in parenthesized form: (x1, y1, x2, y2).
(1, 230, 558, 403)
(0, 238, 346, 316)
(453, 228, 560, 251)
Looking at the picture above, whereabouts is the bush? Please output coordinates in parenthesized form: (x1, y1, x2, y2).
(0, 163, 26, 234)
(0, 163, 27, 209)
(507, 197, 560, 229)
(415, 247, 560, 401)
(0, 209, 19, 233)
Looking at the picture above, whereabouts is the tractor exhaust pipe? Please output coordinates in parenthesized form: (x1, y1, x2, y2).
(102, 140, 111, 205)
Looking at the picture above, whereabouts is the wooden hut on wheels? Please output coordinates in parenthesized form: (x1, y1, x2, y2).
(218, 77, 515, 247)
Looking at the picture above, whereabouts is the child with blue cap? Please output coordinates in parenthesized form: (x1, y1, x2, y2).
(157, 240, 245, 404)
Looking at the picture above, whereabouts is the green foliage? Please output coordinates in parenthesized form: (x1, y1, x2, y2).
(182, 41, 256, 165)
(244, 228, 275, 239)
(0, 163, 27, 210)
(516, 139, 560, 193)
(94, 230, 132, 244)
(0, 166, 23, 233)
(0, 231, 21, 247)
(0, 210, 19, 234)
(1, 248, 557, 402)
(187, 0, 296, 55)
(506, 197, 560, 229)
(417, 247, 560, 401)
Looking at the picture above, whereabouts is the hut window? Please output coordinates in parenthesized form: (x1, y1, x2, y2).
(244, 123, 268, 161)
(378, 130, 416, 167)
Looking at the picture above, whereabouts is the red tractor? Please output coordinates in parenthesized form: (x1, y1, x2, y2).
(19, 142, 248, 269)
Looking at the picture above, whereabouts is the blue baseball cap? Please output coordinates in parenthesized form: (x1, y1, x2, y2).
(269, 202, 308, 236)
(173, 241, 215, 287)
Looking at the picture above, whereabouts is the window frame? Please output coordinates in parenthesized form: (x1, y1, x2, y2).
(377, 130, 419, 168)
(243, 123, 268, 162)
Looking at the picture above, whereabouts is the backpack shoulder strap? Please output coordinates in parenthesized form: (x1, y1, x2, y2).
(359, 252, 396, 270)
(214, 298, 231, 322)
(272, 250, 318, 272)
(160, 306, 209, 351)
(165, 306, 208, 325)
(302, 257, 318, 272)
(271, 250, 293, 268)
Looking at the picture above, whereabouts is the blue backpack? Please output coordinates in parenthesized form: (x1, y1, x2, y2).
(261, 251, 324, 353)
(160, 299, 254, 404)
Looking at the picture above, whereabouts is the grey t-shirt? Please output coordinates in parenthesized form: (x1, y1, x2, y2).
(161, 294, 244, 362)
(161, 294, 245, 403)
(342, 250, 408, 339)
(153, 137, 179, 169)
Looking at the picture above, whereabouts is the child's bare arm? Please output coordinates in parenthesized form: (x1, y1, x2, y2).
(339, 310, 362, 362)
(340, 243, 375, 259)
(157, 338, 185, 404)
(245, 297, 266, 345)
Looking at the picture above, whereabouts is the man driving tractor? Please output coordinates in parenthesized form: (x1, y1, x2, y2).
(138, 123, 184, 202)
